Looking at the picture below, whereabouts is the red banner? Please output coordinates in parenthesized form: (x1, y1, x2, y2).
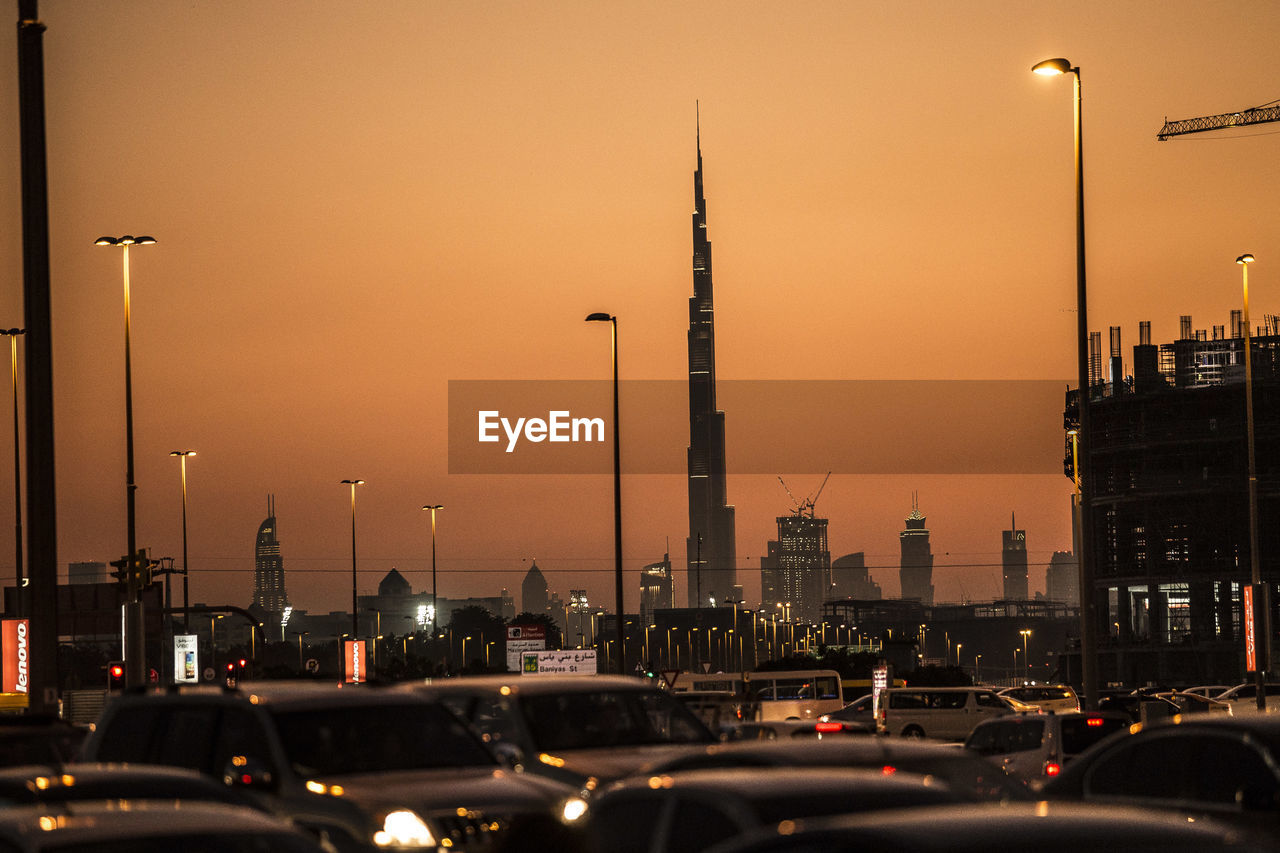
(1245, 585, 1257, 673)
(3, 619, 30, 694)
(344, 639, 367, 684)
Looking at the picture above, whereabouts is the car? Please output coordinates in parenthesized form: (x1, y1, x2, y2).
(819, 693, 873, 725)
(80, 682, 579, 853)
(406, 674, 716, 792)
(1213, 682, 1280, 714)
(0, 716, 86, 767)
(876, 687, 1016, 739)
(636, 736, 1032, 801)
(702, 801, 1268, 853)
(1095, 690, 1181, 723)
(722, 719, 873, 741)
(0, 763, 261, 810)
(0, 800, 332, 853)
(580, 766, 960, 853)
(1042, 714, 1280, 844)
(1155, 690, 1232, 715)
(998, 684, 1080, 713)
(963, 711, 1131, 782)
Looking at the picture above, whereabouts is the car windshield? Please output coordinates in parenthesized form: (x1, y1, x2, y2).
(519, 690, 712, 750)
(271, 702, 496, 776)
(1060, 716, 1130, 755)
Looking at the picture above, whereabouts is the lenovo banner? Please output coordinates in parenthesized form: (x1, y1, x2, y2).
(2, 619, 30, 694)
(1245, 584, 1257, 673)
(344, 639, 368, 684)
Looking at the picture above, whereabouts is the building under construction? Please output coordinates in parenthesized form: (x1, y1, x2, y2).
(1069, 314, 1280, 686)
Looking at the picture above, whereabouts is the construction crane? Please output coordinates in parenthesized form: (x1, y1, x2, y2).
(777, 472, 831, 518)
(1157, 101, 1280, 140)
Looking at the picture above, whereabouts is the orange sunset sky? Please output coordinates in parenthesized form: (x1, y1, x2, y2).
(1, 1, 1279, 617)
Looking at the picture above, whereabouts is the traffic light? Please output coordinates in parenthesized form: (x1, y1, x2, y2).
(107, 661, 126, 691)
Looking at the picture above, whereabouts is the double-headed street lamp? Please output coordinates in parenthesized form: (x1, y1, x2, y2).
(1239, 253, 1269, 711)
(586, 312, 625, 675)
(341, 479, 365, 639)
(1032, 58, 1097, 709)
(1019, 629, 1032, 681)
(96, 234, 155, 688)
(169, 450, 196, 631)
(1, 328, 24, 610)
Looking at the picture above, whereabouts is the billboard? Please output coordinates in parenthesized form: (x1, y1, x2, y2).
(506, 624, 546, 672)
(173, 634, 199, 684)
(1245, 584, 1257, 673)
(344, 639, 368, 684)
(2, 619, 29, 694)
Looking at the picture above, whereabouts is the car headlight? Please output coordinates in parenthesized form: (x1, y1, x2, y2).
(374, 810, 437, 848)
(560, 796, 589, 823)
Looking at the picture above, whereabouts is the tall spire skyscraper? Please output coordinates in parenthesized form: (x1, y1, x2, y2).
(686, 110, 738, 607)
(252, 494, 288, 614)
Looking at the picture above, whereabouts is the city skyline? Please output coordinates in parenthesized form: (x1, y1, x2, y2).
(1, 1, 1278, 616)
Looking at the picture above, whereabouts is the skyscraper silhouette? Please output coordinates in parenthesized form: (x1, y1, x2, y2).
(252, 494, 288, 614)
(899, 494, 934, 604)
(686, 110, 737, 607)
(1002, 511, 1029, 601)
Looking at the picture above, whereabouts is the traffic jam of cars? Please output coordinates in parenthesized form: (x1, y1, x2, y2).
(1, 673, 1278, 852)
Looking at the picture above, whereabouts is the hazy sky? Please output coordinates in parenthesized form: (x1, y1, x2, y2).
(1, 1, 1278, 617)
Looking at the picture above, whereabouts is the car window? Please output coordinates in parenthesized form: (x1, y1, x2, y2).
(152, 706, 221, 773)
(521, 691, 710, 750)
(1085, 736, 1192, 801)
(1060, 716, 1129, 755)
(213, 707, 277, 776)
(965, 722, 1000, 754)
(45, 832, 324, 853)
(932, 693, 967, 710)
(891, 692, 927, 710)
(975, 692, 1006, 709)
(445, 694, 522, 747)
(586, 794, 665, 853)
(271, 703, 494, 775)
(90, 705, 164, 764)
(999, 720, 1045, 753)
(1190, 736, 1279, 807)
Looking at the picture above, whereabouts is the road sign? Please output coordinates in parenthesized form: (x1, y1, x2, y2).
(659, 669, 681, 690)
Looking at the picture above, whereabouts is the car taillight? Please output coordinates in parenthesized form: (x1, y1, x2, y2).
(881, 765, 897, 775)
(1085, 717, 1104, 727)
(815, 722, 842, 733)
(1044, 761, 1062, 776)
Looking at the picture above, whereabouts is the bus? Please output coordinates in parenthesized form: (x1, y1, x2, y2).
(669, 670, 844, 721)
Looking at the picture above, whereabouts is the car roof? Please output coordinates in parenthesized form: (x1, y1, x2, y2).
(104, 681, 445, 712)
(413, 674, 664, 696)
(601, 766, 955, 800)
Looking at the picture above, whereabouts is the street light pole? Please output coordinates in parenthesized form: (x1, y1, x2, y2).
(586, 312, 626, 675)
(422, 504, 443, 668)
(341, 479, 365, 639)
(1, 329, 24, 612)
(170, 451, 196, 632)
(1239, 253, 1269, 712)
(1020, 629, 1032, 682)
(96, 234, 155, 688)
(1033, 58, 1097, 709)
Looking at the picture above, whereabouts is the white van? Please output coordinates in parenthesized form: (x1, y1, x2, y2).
(877, 686, 1016, 740)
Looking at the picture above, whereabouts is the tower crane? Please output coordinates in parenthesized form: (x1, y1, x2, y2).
(1157, 100, 1280, 140)
(777, 472, 832, 518)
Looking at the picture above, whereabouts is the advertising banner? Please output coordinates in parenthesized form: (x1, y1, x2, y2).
(506, 625, 547, 672)
(2, 619, 29, 694)
(344, 639, 368, 684)
(1245, 584, 1257, 672)
(173, 634, 199, 684)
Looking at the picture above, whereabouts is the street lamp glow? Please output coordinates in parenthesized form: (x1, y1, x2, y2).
(1238, 253, 1255, 265)
(1032, 57, 1072, 76)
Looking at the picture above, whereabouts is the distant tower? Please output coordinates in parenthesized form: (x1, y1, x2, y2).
(686, 107, 738, 607)
(760, 514, 830, 622)
(831, 553, 882, 600)
(640, 552, 674, 623)
(899, 494, 934, 604)
(252, 495, 288, 614)
(521, 560, 548, 615)
(1046, 551, 1079, 604)
(1002, 512, 1029, 600)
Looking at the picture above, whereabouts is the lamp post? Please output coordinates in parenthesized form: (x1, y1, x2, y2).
(341, 479, 365, 639)
(1, 328, 24, 611)
(169, 450, 196, 631)
(1239, 253, 1269, 711)
(296, 630, 309, 670)
(586, 312, 625, 675)
(975, 654, 982, 684)
(1032, 58, 1097, 710)
(96, 234, 155, 688)
(422, 504, 443, 668)
(1020, 629, 1032, 682)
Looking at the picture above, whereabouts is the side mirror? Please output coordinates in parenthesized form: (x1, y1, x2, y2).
(223, 755, 277, 791)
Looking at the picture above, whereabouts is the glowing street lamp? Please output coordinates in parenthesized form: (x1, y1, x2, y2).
(1032, 57, 1097, 709)
(1020, 629, 1032, 681)
(585, 312, 625, 675)
(341, 479, 365, 638)
(96, 234, 155, 688)
(421, 504, 444, 663)
(169, 450, 196, 631)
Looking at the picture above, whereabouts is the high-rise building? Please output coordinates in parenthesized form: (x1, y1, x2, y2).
(1046, 551, 1079, 604)
(899, 495, 934, 604)
(640, 553, 673, 623)
(521, 560, 548, 615)
(831, 553, 882, 600)
(760, 514, 830, 622)
(1002, 512, 1029, 601)
(686, 113, 737, 607)
(252, 495, 288, 614)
